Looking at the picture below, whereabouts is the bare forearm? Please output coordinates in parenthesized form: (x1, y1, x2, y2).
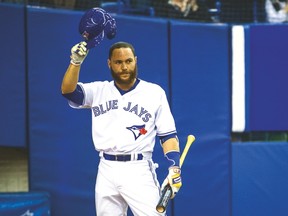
(61, 41, 89, 94)
(61, 63, 81, 94)
(162, 138, 180, 154)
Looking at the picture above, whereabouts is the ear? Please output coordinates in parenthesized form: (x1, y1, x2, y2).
(107, 59, 111, 69)
(135, 56, 137, 63)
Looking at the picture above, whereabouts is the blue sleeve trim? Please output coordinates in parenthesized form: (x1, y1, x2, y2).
(159, 133, 177, 144)
(62, 84, 84, 105)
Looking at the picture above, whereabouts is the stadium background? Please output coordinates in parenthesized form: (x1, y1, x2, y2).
(0, 0, 288, 216)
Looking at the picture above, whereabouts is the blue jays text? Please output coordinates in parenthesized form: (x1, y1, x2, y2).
(92, 100, 152, 122)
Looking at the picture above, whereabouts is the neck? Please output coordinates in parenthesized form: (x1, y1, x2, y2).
(115, 78, 137, 91)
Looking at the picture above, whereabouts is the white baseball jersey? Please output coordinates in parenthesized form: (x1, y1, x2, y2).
(69, 79, 176, 154)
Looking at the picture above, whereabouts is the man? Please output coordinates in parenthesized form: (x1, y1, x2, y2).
(265, 0, 288, 23)
(156, 0, 212, 22)
(61, 41, 182, 215)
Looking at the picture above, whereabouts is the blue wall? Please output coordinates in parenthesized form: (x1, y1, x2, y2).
(1, 3, 288, 216)
(232, 142, 288, 216)
(170, 21, 231, 216)
(0, 4, 26, 147)
(246, 24, 288, 131)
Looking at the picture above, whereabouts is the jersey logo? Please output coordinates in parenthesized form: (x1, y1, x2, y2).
(126, 124, 147, 140)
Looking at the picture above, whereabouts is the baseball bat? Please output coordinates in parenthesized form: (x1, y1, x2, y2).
(156, 134, 196, 213)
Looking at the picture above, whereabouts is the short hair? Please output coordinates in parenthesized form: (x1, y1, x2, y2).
(109, 41, 136, 59)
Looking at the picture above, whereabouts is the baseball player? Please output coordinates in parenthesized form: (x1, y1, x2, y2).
(61, 41, 182, 215)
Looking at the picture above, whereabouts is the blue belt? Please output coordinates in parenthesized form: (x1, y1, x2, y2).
(103, 153, 143, 161)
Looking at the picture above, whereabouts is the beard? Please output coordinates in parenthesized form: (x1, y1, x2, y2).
(110, 65, 138, 86)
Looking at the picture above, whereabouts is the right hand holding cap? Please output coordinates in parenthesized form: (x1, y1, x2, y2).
(70, 41, 89, 65)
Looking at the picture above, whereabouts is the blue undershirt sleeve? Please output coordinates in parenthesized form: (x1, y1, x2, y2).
(62, 84, 84, 105)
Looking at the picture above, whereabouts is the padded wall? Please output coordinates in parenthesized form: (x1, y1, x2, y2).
(27, 8, 171, 216)
(0, 3, 26, 147)
(0, 192, 50, 215)
(170, 21, 231, 216)
(232, 142, 288, 216)
(246, 24, 288, 131)
(27, 8, 97, 216)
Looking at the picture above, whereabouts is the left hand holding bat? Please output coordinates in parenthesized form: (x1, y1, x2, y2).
(161, 166, 182, 199)
(157, 135, 195, 212)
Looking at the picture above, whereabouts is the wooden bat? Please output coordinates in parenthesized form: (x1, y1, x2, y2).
(156, 134, 196, 213)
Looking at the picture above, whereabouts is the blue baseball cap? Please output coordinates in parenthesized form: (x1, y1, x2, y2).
(79, 7, 117, 49)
